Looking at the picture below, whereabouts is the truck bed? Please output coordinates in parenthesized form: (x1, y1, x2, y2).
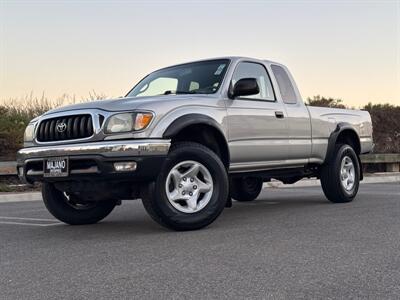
(307, 106, 373, 162)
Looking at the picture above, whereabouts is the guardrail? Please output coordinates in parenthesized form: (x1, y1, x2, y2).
(1, 154, 399, 176)
(0, 161, 17, 176)
(360, 153, 400, 172)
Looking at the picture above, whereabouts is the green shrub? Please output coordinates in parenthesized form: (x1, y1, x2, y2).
(0, 106, 32, 158)
(363, 103, 400, 153)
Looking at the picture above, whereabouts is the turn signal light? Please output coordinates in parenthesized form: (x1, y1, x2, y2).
(134, 113, 153, 131)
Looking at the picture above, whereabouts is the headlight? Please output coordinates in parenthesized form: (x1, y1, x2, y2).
(105, 113, 134, 133)
(105, 112, 153, 134)
(24, 123, 36, 142)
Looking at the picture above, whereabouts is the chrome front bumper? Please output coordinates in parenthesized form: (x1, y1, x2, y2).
(17, 139, 171, 183)
(17, 139, 171, 164)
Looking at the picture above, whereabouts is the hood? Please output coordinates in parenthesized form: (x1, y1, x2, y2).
(43, 94, 215, 116)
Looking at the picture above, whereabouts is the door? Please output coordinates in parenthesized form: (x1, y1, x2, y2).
(270, 64, 312, 161)
(226, 61, 289, 171)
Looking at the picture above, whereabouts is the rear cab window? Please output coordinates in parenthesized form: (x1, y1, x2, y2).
(271, 65, 297, 104)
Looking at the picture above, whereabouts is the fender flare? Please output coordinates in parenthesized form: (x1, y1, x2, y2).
(325, 122, 363, 180)
(163, 114, 226, 139)
(162, 114, 230, 166)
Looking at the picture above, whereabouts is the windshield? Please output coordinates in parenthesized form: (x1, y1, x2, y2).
(126, 59, 230, 97)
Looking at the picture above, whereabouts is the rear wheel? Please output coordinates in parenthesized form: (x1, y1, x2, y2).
(320, 144, 360, 203)
(141, 142, 229, 231)
(230, 176, 263, 202)
(42, 182, 117, 225)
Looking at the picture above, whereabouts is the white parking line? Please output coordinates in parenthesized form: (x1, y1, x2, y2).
(0, 216, 56, 222)
(0, 216, 62, 226)
(0, 221, 62, 227)
(8, 209, 47, 214)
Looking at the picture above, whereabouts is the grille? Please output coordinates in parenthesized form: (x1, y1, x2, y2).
(36, 114, 94, 142)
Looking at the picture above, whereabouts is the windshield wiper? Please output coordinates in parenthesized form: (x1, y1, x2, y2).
(163, 90, 198, 95)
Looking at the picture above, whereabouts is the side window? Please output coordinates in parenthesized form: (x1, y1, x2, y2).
(231, 62, 275, 101)
(137, 77, 178, 97)
(271, 65, 297, 104)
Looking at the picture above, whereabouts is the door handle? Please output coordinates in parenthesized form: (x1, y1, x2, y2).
(275, 111, 284, 118)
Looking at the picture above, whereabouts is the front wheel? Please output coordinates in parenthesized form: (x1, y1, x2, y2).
(42, 182, 117, 225)
(141, 142, 229, 231)
(320, 144, 360, 203)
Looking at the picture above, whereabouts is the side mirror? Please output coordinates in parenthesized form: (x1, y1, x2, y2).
(230, 78, 259, 98)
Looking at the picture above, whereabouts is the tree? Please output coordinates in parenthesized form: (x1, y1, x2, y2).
(306, 95, 346, 108)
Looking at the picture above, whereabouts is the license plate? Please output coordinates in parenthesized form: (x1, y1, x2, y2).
(43, 157, 69, 178)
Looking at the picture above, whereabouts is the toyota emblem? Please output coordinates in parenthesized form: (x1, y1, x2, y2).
(56, 122, 67, 133)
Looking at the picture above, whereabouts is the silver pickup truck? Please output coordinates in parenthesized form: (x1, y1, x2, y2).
(17, 57, 373, 230)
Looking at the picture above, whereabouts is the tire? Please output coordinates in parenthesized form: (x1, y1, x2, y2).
(42, 182, 117, 225)
(141, 142, 229, 231)
(230, 176, 263, 202)
(320, 144, 360, 203)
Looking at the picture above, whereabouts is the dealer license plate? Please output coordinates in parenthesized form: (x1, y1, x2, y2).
(43, 157, 69, 178)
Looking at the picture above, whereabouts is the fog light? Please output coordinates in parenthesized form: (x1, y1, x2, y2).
(113, 162, 137, 172)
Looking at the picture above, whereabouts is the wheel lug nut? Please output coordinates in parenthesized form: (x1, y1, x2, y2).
(193, 185, 197, 189)
(183, 177, 187, 181)
(189, 192, 193, 196)
(190, 178, 194, 182)
(182, 191, 185, 195)
(178, 184, 183, 188)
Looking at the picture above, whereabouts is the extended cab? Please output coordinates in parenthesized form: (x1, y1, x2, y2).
(17, 57, 373, 230)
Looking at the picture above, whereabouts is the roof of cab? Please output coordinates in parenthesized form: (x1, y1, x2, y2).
(147, 56, 297, 101)
(197, 56, 281, 65)
(157, 56, 284, 71)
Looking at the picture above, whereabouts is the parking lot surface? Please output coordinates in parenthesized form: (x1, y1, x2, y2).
(1, 183, 399, 299)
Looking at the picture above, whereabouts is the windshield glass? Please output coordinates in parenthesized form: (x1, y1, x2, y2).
(127, 59, 230, 97)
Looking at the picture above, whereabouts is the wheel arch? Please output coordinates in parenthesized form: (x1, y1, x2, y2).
(324, 122, 363, 179)
(163, 114, 230, 168)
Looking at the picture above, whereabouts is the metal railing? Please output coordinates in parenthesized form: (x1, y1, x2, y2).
(360, 153, 400, 172)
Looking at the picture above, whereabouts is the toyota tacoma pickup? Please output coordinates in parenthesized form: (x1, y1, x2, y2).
(17, 57, 373, 230)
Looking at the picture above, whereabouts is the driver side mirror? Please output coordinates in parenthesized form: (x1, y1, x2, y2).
(229, 78, 259, 99)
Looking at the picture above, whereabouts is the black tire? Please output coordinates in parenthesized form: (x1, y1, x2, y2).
(320, 144, 360, 203)
(141, 142, 229, 231)
(230, 176, 263, 202)
(42, 182, 117, 225)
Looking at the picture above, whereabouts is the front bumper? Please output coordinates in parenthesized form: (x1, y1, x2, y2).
(17, 139, 170, 183)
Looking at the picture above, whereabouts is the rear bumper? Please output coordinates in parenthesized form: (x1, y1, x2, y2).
(16, 139, 170, 183)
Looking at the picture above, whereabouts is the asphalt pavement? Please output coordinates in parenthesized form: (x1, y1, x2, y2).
(1, 183, 399, 299)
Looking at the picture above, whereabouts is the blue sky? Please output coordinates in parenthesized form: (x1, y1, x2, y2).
(1, 0, 399, 106)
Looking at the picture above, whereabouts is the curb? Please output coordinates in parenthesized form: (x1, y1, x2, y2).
(0, 161, 17, 175)
(0, 192, 42, 203)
